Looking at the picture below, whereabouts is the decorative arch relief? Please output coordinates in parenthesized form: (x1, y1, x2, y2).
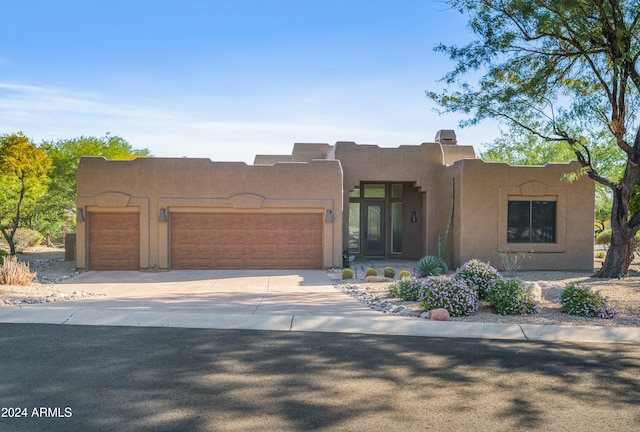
(519, 181, 548, 196)
(229, 193, 265, 209)
(94, 192, 132, 207)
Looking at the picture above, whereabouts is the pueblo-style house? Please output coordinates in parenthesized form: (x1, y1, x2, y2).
(75, 130, 594, 272)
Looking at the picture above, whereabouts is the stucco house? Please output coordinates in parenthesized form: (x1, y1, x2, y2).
(75, 130, 594, 272)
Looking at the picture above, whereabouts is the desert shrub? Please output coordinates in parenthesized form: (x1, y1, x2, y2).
(416, 255, 448, 277)
(560, 282, 618, 319)
(418, 275, 479, 317)
(595, 251, 605, 259)
(13, 228, 44, 253)
(486, 278, 539, 316)
(595, 229, 640, 247)
(595, 229, 611, 247)
(0, 256, 37, 286)
(365, 267, 378, 277)
(389, 277, 421, 301)
(383, 267, 396, 278)
(398, 269, 411, 279)
(341, 268, 354, 279)
(453, 259, 502, 299)
(0, 250, 7, 265)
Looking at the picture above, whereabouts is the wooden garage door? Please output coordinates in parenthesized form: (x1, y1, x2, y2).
(171, 213, 323, 269)
(88, 212, 140, 270)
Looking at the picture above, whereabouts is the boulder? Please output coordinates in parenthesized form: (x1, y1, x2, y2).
(525, 282, 543, 302)
(427, 308, 450, 321)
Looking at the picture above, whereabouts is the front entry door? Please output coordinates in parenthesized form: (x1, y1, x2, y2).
(364, 203, 384, 256)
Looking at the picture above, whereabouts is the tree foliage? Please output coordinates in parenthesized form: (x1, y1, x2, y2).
(33, 134, 150, 242)
(428, 0, 640, 277)
(0, 133, 52, 255)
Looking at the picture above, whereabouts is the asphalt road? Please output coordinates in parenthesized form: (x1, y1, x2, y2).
(1, 323, 639, 432)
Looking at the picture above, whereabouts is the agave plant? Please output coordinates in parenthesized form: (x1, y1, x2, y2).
(416, 255, 448, 277)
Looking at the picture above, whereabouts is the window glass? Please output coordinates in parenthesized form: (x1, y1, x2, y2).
(348, 203, 361, 253)
(349, 187, 361, 198)
(391, 202, 403, 253)
(364, 184, 385, 198)
(507, 200, 556, 243)
(392, 184, 403, 198)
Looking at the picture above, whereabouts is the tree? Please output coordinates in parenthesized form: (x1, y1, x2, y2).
(0, 133, 52, 255)
(427, 0, 640, 278)
(481, 127, 576, 165)
(481, 127, 620, 234)
(34, 134, 150, 243)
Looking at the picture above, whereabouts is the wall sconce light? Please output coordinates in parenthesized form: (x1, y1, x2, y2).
(410, 211, 417, 223)
(159, 208, 167, 222)
(325, 209, 334, 223)
(76, 208, 85, 222)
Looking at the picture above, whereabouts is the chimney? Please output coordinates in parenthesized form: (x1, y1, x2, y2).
(435, 129, 457, 145)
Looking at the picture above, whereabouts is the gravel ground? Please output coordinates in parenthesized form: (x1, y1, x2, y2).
(0, 246, 102, 306)
(2, 247, 639, 328)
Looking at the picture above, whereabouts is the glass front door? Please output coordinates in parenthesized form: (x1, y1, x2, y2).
(364, 203, 384, 256)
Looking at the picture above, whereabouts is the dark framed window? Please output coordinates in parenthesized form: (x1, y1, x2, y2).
(507, 200, 556, 243)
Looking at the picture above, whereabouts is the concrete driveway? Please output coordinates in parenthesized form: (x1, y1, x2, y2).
(34, 269, 383, 317)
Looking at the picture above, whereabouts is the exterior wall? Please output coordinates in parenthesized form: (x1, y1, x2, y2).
(75, 137, 595, 273)
(333, 141, 475, 259)
(443, 159, 594, 271)
(76, 157, 343, 270)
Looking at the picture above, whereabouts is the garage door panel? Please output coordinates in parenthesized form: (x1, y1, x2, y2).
(88, 212, 140, 270)
(171, 212, 322, 269)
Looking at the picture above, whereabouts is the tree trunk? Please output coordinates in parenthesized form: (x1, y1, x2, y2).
(1, 229, 16, 256)
(594, 188, 637, 278)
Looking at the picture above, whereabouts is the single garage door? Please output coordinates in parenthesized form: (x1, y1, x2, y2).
(88, 212, 140, 270)
(171, 213, 323, 269)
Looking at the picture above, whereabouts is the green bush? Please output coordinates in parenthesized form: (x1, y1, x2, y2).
(560, 282, 618, 319)
(398, 269, 411, 279)
(453, 259, 502, 299)
(418, 275, 479, 317)
(341, 268, 354, 279)
(416, 255, 448, 277)
(0, 250, 8, 265)
(595, 229, 640, 246)
(486, 278, 539, 315)
(13, 228, 44, 253)
(365, 267, 378, 277)
(389, 277, 421, 301)
(383, 267, 396, 278)
(595, 229, 611, 246)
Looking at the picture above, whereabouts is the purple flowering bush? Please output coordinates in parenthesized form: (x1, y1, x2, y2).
(389, 277, 422, 301)
(453, 259, 502, 299)
(418, 275, 479, 317)
(485, 278, 539, 315)
(560, 282, 618, 319)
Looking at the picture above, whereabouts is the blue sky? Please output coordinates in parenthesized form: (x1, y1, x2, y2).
(1, 0, 500, 163)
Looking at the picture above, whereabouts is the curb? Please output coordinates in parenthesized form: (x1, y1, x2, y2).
(0, 307, 639, 344)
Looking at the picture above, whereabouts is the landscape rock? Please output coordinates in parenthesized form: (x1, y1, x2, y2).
(427, 308, 450, 321)
(526, 282, 543, 302)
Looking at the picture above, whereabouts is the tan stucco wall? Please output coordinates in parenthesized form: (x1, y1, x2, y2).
(76, 157, 343, 270)
(334, 141, 475, 258)
(442, 159, 595, 271)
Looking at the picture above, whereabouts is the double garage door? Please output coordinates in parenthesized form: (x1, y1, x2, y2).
(170, 213, 323, 269)
(87, 211, 323, 270)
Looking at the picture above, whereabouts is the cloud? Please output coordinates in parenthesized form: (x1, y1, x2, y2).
(0, 81, 499, 163)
